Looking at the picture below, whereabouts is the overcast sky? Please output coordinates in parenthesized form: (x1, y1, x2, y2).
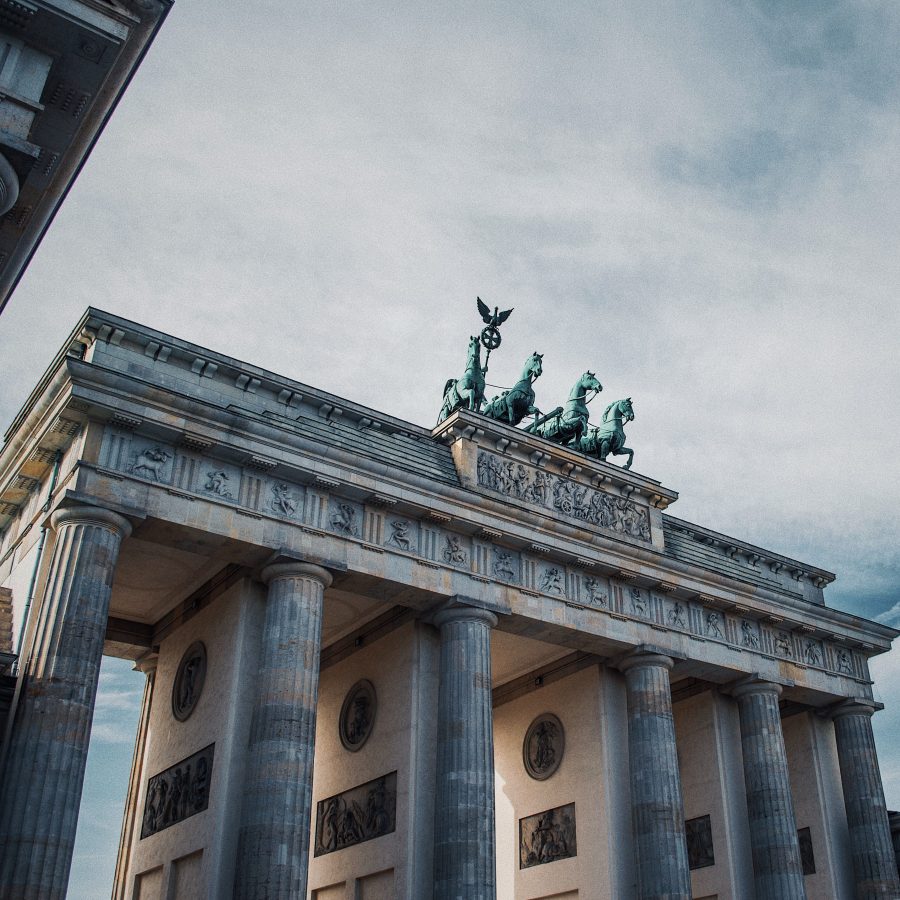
(1, 2, 898, 896)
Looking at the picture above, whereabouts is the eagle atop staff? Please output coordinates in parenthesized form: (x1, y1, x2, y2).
(477, 296, 514, 329)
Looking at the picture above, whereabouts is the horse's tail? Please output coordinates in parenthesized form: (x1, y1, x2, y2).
(443, 378, 455, 396)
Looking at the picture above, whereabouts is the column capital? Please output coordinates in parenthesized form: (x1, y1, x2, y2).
(260, 561, 333, 589)
(729, 676, 782, 701)
(617, 646, 674, 674)
(828, 698, 879, 721)
(132, 651, 159, 676)
(51, 504, 132, 539)
(432, 604, 498, 630)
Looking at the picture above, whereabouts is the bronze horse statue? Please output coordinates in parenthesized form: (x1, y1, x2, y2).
(529, 371, 602, 444)
(574, 397, 635, 469)
(437, 335, 486, 424)
(482, 351, 544, 426)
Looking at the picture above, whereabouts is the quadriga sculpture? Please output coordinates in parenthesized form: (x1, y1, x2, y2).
(575, 397, 635, 469)
(528, 371, 602, 445)
(437, 335, 486, 424)
(482, 351, 544, 427)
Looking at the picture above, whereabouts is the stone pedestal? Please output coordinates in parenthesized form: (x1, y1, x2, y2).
(234, 562, 332, 900)
(619, 650, 692, 900)
(433, 605, 498, 900)
(0, 505, 131, 900)
(732, 679, 806, 900)
(831, 701, 900, 899)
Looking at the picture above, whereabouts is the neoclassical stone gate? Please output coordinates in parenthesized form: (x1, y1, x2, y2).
(0, 308, 896, 900)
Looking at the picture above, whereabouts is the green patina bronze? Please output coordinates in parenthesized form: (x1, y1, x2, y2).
(528, 371, 602, 444)
(437, 335, 486, 424)
(482, 351, 544, 426)
(436, 302, 636, 469)
(575, 397, 635, 469)
(476, 296, 513, 361)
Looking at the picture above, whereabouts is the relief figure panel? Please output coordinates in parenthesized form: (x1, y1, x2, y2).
(197, 460, 242, 502)
(519, 802, 577, 869)
(314, 772, 397, 857)
(267, 480, 305, 519)
(329, 499, 362, 537)
(384, 517, 418, 553)
(141, 744, 215, 839)
(477, 451, 651, 543)
(128, 442, 176, 485)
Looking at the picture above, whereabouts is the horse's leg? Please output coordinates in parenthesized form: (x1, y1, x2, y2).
(616, 446, 634, 470)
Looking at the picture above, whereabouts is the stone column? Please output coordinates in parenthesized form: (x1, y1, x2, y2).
(433, 605, 498, 900)
(0, 505, 131, 900)
(112, 652, 158, 900)
(732, 679, 806, 900)
(234, 562, 332, 900)
(830, 701, 900, 899)
(619, 650, 692, 900)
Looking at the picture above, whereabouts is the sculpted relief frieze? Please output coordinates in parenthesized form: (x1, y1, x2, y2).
(268, 481, 303, 518)
(141, 744, 214, 839)
(476, 451, 651, 542)
(97, 427, 863, 683)
(385, 518, 416, 552)
(314, 771, 397, 856)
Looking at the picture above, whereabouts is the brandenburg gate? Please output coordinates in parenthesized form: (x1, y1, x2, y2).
(0, 307, 896, 900)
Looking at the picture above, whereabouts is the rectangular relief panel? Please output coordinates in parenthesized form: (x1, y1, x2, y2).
(140, 744, 215, 839)
(314, 771, 397, 857)
(519, 802, 577, 869)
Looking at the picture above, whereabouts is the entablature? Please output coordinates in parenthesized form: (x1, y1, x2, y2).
(0, 309, 894, 701)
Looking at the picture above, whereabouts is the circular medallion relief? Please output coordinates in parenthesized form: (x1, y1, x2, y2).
(339, 679, 377, 752)
(171, 641, 207, 722)
(523, 713, 565, 780)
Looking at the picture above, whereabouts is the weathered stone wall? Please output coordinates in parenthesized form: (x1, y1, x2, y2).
(674, 691, 754, 898)
(493, 664, 631, 899)
(123, 578, 265, 899)
(783, 711, 855, 899)
(308, 620, 439, 900)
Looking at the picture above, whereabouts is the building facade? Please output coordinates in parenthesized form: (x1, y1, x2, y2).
(0, 308, 897, 900)
(0, 0, 172, 314)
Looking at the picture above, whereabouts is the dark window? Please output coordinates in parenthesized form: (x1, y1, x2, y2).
(798, 827, 816, 875)
(686, 814, 715, 869)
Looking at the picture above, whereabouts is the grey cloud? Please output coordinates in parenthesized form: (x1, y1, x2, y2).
(655, 129, 790, 209)
(744, 0, 900, 103)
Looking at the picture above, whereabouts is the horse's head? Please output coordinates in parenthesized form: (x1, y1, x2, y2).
(580, 371, 602, 394)
(467, 335, 481, 358)
(525, 351, 543, 380)
(603, 397, 635, 422)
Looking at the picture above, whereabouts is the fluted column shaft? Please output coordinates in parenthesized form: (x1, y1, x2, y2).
(433, 605, 498, 900)
(733, 679, 806, 900)
(112, 652, 158, 900)
(620, 651, 692, 900)
(234, 562, 332, 900)
(0, 505, 131, 900)
(831, 702, 900, 899)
